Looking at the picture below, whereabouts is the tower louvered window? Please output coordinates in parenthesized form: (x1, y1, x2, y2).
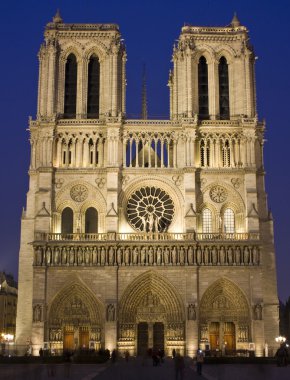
(87, 55, 100, 118)
(198, 56, 209, 120)
(219, 57, 230, 119)
(64, 54, 77, 118)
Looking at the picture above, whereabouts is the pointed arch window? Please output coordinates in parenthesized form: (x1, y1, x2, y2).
(219, 57, 230, 119)
(61, 207, 73, 234)
(223, 208, 235, 233)
(198, 56, 209, 120)
(202, 208, 212, 233)
(222, 139, 231, 167)
(85, 207, 98, 233)
(87, 55, 100, 118)
(64, 54, 77, 118)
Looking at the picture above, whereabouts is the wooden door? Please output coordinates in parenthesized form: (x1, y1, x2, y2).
(137, 323, 148, 355)
(63, 332, 74, 351)
(209, 322, 219, 350)
(79, 331, 89, 349)
(223, 322, 235, 351)
(153, 322, 164, 351)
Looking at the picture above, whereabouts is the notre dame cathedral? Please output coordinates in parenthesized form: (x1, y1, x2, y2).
(16, 11, 279, 356)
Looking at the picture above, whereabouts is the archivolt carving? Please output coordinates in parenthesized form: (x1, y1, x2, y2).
(48, 282, 103, 327)
(119, 271, 185, 324)
(200, 278, 250, 322)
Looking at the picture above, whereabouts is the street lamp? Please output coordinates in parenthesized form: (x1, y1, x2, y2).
(275, 336, 286, 344)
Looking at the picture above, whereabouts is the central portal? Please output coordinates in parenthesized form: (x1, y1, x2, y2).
(137, 322, 164, 355)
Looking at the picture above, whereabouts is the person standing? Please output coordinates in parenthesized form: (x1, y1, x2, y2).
(196, 348, 204, 376)
(174, 352, 185, 380)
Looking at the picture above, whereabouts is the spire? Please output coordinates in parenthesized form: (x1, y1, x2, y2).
(52, 9, 63, 24)
(231, 12, 241, 27)
(141, 64, 148, 120)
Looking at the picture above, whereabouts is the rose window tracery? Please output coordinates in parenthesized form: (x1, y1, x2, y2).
(209, 185, 228, 203)
(70, 184, 88, 202)
(127, 186, 175, 232)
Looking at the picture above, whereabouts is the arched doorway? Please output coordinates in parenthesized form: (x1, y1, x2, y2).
(48, 283, 103, 352)
(199, 278, 250, 353)
(118, 271, 185, 356)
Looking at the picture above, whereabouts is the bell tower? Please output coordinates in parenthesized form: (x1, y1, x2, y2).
(169, 14, 256, 120)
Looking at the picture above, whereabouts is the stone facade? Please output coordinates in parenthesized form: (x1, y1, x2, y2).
(16, 12, 279, 357)
(0, 272, 18, 338)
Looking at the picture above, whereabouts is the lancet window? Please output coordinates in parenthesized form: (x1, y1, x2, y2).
(198, 56, 209, 120)
(87, 55, 100, 118)
(85, 207, 98, 233)
(219, 57, 230, 119)
(202, 208, 212, 233)
(61, 207, 73, 234)
(223, 208, 235, 233)
(222, 140, 231, 167)
(64, 54, 77, 118)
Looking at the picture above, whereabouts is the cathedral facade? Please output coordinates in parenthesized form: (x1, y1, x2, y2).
(16, 12, 279, 357)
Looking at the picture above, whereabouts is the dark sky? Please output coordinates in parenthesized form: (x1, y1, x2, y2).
(0, 0, 289, 301)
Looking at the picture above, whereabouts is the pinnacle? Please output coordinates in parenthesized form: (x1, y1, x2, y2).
(231, 12, 241, 27)
(52, 9, 63, 24)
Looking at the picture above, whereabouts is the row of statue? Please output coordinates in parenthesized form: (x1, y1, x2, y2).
(49, 327, 102, 342)
(34, 244, 260, 266)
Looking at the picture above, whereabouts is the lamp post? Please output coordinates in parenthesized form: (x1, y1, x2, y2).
(275, 336, 286, 344)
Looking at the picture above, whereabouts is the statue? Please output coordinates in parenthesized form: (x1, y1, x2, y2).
(141, 215, 147, 232)
(84, 247, 90, 264)
(252, 246, 259, 265)
(54, 247, 60, 265)
(235, 246, 241, 265)
(156, 247, 162, 265)
(133, 247, 139, 264)
(69, 247, 75, 265)
(148, 213, 154, 232)
(171, 246, 177, 264)
(227, 247, 233, 265)
(108, 246, 114, 265)
(77, 247, 83, 265)
(179, 246, 185, 265)
(46, 247, 51, 265)
(117, 247, 122, 265)
(188, 304, 196, 320)
(204, 247, 209, 265)
(154, 215, 159, 233)
(196, 246, 202, 265)
(140, 246, 146, 264)
(212, 246, 217, 265)
(107, 304, 115, 321)
(244, 247, 249, 264)
(36, 247, 43, 266)
(92, 247, 98, 265)
(148, 246, 154, 265)
(100, 247, 106, 265)
(61, 247, 67, 265)
(124, 247, 130, 265)
(164, 247, 169, 264)
(254, 304, 262, 320)
(33, 305, 42, 322)
(220, 246, 225, 264)
(188, 246, 193, 265)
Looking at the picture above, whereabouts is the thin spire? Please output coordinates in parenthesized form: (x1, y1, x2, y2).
(141, 64, 148, 120)
(231, 12, 241, 27)
(53, 9, 63, 24)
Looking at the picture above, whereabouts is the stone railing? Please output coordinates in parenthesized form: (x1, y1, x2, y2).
(34, 232, 259, 243)
(33, 241, 260, 267)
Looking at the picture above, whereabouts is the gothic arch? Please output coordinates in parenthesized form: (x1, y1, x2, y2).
(84, 44, 108, 62)
(199, 277, 250, 323)
(48, 281, 104, 327)
(119, 271, 185, 323)
(215, 45, 237, 63)
(193, 45, 215, 64)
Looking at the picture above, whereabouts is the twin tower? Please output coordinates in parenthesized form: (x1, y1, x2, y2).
(16, 12, 278, 357)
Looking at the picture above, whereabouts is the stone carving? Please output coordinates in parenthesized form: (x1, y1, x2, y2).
(238, 325, 249, 342)
(210, 185, 228, 203)
(119, 324, 135, 340)
(126, 186, 175, 232)
(188, 304, 196, 320)
(107, 304, 116, 321)
(90, 328, 101, 342)
(34, 245, 260, 267)
(254, 304, 263, 320)
(172, 175, 182, 186)
(70, 184, 88, 202)
(122, 175, 130, 185)
(95, 177, 106, 189)
(49, 328, 62, 341)
(54, 178, 64, 189)
(231, 177, 242, 189)
(33, 304, 42, 322)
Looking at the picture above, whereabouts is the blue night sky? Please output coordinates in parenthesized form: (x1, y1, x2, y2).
(0, 0, 289, 300)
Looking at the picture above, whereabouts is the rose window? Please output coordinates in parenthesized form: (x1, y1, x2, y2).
(127, 186, 175, 232)
(209, 185, 228, 203)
